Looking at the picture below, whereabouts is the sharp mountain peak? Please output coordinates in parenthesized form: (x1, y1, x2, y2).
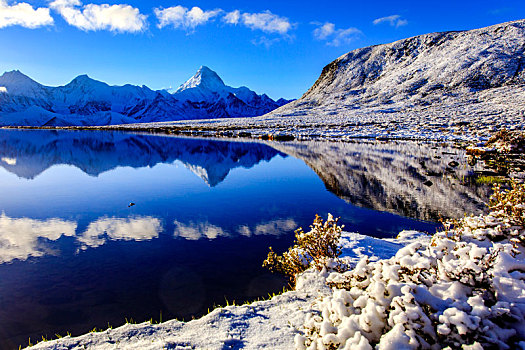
(176, 66, 226, 93)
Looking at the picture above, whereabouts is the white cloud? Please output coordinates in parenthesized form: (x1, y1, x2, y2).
(223, 9, 239, 25)
(154, 6, 293, 36)
(0, 0, 53, 29)
(49, 0, 147, 33)
(79, 216, 161, 248)
(312, 22, 361, 47)
(373, 14, 407, 28)
(0, 86, 7, 93)
(313, 22, 335, 40)
(329, 27, 361, 46)
(154, 5, 221, 30)
(251, 36, 280, 48)
(240, 10, 292, 34)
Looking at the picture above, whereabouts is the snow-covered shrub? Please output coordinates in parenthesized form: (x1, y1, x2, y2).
(297, 183, 525, 349)
(263, 214, 345, 285)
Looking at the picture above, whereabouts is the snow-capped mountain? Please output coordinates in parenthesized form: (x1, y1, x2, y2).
(270, 19, 525, 118)
(0, 66, 291, 126)
(171, 66, 286, 119)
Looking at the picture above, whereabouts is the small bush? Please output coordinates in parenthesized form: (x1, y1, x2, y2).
(467, 129, 525, 176)
(490, 182, 525, 227)
(475, 175, 507, 185)
(263, 214, 344, 285)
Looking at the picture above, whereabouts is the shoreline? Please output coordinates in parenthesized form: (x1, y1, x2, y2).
(0, 124, 481, 144)
(25, 231, 417, 350)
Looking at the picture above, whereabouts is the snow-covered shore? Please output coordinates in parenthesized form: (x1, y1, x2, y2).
(26, 231, 420, 350)
(53, 81, 523, 143)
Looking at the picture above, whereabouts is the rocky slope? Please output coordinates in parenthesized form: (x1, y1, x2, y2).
(0, 66, 290, 126)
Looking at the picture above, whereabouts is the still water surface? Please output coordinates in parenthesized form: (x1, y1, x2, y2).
(0, 130, 484, 349)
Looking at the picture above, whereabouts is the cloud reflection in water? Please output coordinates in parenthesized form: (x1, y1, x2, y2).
(0, 213, 77, 263)
(174, 218, 297, 240)
(0, 214, 162, 263)
(78, 216, 162, 248)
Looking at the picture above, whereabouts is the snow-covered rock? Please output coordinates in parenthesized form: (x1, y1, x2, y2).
(0, 67, 291, 126)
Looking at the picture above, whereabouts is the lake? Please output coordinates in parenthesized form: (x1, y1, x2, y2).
(0, 130, 489, 349)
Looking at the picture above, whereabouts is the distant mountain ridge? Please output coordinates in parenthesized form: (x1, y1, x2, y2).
(0, 66, 291, 126)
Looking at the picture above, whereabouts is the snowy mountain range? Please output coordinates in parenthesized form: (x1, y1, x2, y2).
(0, 66, 291, 126)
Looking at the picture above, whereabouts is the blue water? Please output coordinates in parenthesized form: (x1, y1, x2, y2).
(0, 130, 440, 349)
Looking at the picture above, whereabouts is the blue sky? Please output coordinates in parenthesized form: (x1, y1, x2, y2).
(0, 0, 523, 99)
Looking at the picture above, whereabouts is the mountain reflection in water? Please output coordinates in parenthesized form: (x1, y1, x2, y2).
(0, 129, 284, 186)
(271, 140, 491, 221)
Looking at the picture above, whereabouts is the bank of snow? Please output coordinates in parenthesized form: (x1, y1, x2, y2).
(27, 232, 418, 350)
(299, 188, 525, 349)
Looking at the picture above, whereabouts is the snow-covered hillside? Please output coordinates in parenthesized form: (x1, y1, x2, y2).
(0, 66, 290, 126)
(275, 18, 525, 117)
